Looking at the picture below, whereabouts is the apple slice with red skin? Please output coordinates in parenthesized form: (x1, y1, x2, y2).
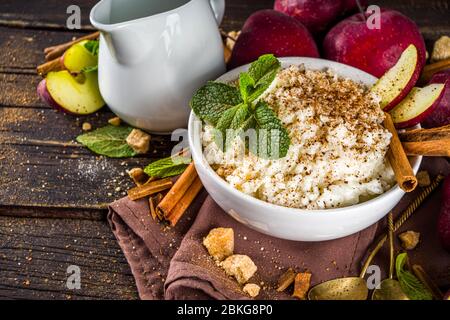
(371, 44, 420, 111)
(389, 83, 445, 128)
(421, 69, 450, 128)
(37, 40, 104, 115)
(42, 71, 104, 115)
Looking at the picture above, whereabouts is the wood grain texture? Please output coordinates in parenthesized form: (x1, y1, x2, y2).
(0, 108, 176, 209)
(0, 215, 138, 299)
(0, 0, 448, 300)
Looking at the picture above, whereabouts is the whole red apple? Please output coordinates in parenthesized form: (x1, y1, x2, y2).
(323, 9, 426, 79)
(274, 0, 342, 35)
(228, 10, 319, 69)
(421, 69, 450, 128)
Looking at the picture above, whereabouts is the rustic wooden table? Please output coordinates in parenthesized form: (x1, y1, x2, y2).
(0, 0, 448, 300)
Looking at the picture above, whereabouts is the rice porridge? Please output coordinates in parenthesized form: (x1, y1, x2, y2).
(201, 65, 395, 210)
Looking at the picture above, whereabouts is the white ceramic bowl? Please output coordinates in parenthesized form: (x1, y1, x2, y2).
(188, 57, 422, 241)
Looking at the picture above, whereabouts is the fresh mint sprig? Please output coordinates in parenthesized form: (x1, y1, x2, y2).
(190, 54, 290, 159)
(82, 40, 99, 73)
(144, 155, 191, 178)
(395, 253, 433, 300)
(76, 125, 137, 158)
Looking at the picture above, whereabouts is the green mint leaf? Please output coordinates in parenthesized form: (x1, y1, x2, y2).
(215, 104, 251, 150)
(82, 65, 98, 73)
(144, 155, 191, 178)
(84, 40, 99, 56)
(76, 125, 137, 158)
(396, 253, 433, 300)
(239, 72, 255, 103)
(247, 54, 281, 101)
(190, 82, 242, 126)
(252, 101, 290, 159)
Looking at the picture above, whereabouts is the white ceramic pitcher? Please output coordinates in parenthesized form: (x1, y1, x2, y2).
(90, 0, 226, 133)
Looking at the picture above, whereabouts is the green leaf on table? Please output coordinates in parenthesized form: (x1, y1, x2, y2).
(395, 253, 433, 300)
(76, 125, 137, 158)
(190, 81, 242, 126)
(144, 155, 191, 178)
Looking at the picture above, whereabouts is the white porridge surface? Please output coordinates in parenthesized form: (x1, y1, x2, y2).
(202, 65, 395, 210)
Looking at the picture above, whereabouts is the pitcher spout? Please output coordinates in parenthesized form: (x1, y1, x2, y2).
(90, 0, 149, 64)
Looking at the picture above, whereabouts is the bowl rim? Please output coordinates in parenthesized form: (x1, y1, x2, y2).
(188, 56, 423, 216)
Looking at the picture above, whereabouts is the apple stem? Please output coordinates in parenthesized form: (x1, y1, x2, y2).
(356, 0, 366, 22)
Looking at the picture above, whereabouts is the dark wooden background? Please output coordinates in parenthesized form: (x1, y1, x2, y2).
(0, 0, 448, 299)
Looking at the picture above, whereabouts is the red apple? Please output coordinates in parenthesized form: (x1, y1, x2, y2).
(390, 84, 445, 128)
(274, 0, 342, 35)
(323, 9, 426, 79)
(438, 175, 450, 253)
(228, 10, 319, 69)
(421, 69, 450, 128)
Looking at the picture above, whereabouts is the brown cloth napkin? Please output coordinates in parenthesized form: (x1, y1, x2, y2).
(108, 158, 450, 300)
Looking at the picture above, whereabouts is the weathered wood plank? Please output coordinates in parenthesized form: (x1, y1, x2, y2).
(0, 215, 138, 299)
(0, 109, 177, 210)
(0, 26, 87, 71)
(0, 0, 97, 31)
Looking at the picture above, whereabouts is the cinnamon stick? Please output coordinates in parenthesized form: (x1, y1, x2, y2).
(44, 31, 100, 61)
(127, 178, 173, 201)
(149, 197, 158, 221)
(165, 176, 203, 227)
(420, 58, 450, 84)
(158, 163, 197, 217)
(403, 139, 450, 157)
(36, 57, 63, 76)
(384, 113, 418, 192)
(399, 125, 450, 142)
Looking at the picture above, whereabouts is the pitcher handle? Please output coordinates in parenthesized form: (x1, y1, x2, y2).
(209, 0, 225, 26)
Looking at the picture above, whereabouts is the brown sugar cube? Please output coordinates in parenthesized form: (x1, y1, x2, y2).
(82, 122, 92, 131)
(127, 168, 149, 186)
(431, 36, 450, 62)
(417, 171, 431, 187)
(220, 254, 257, 284)
(203, 228, 234, 261)
(276, 268, 296, 292)
(243, 283, 261, 298)
(292, 272, 312, 300)
(126, 129, 151, 154)
(399, 231, 420, 250)
(108, 116, 121, 126)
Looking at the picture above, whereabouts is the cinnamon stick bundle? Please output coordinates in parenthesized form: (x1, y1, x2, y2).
(384, 113, 418, 192)
(44, 31, 100, 61)
(165, 176, 203, 227)
(403, 139, 450, 157)
(158, 163, 198, 216)
(127, 178, 173, 201)
(399, 125, 450, 142)
(420, 58, 450, 83)
(36, 57, 63, 76)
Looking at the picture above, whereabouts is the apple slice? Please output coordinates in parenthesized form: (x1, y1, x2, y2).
(45, 71, 105, 115)
(390, 84, 445, 128)
(61, 40, 97, 73)
(371, 44, 421, 111)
